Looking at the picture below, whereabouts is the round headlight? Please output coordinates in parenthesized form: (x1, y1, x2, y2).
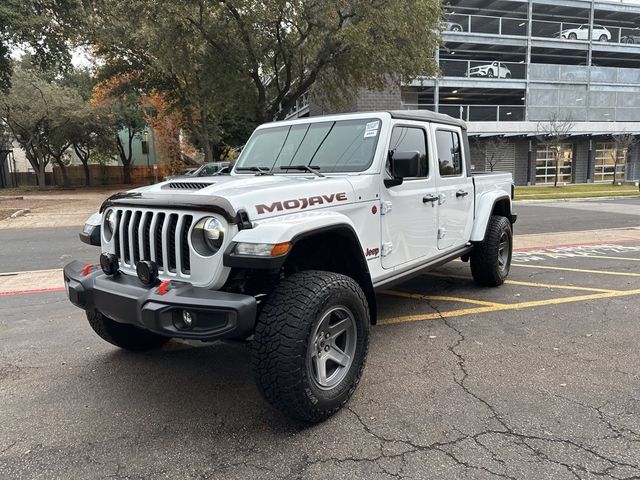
(104, 210, 117, 241)
(191, 217, 225, 256)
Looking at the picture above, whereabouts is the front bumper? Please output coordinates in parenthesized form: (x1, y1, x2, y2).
(63, 261, 257, 341)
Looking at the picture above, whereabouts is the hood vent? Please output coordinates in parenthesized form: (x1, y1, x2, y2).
(164, 182, 214, 190)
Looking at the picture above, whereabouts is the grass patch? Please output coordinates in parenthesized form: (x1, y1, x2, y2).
(515, 184, 639, 200)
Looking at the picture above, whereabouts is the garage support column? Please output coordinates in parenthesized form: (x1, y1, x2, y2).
(527, 139, 533, 185)
(587, 139, 594, 183)
(434, 47, 440, 113)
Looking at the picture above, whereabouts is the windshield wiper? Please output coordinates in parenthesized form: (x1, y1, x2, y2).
(279, 165, 325, 178)
(236, 166, 272, 175)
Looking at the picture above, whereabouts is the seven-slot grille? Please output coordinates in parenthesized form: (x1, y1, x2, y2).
(112, 208, 194, 277)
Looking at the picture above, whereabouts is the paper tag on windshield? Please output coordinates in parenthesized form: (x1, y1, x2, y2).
(364, 121, 379, 138)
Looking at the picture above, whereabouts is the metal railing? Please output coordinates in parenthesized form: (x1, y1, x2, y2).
(402, 104, 526, 122)
(440, 59, 526, 80)
(444, 12, 640, 46)
(444, 13, 528, 37)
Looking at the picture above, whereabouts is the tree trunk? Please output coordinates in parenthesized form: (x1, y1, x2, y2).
(122, 161, 132, 184)
(36, 162, 47, 189)
(612, 157, 617, 185)
(55, 159, 70, 187)
(554, 150, 559, 187)
(82, 162, 91, 186)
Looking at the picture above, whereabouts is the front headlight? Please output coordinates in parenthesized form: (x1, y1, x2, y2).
(191, 217, 225, 256)
(103, 210, 117, 241)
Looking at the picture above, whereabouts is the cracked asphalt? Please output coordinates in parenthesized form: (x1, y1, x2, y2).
(2, 249, 639, 479)
(1, 197, 640, 479)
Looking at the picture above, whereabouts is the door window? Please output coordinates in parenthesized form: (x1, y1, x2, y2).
(388, 126, 429, 178)
(436, 130, 463, 176)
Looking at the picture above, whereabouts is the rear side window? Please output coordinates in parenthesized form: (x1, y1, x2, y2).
(388, 126, 429, 178)
(436, 130, 463, 177)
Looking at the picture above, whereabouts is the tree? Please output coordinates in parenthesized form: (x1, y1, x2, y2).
(0, 67, 59, 187)
(484, 135, 508, 172)
(86, 0, 441, 158)
(92, 76, 146, 184)
(536, 114, 575, 187)
(0, 0, 85, 91)
(610, 132, 639, 185)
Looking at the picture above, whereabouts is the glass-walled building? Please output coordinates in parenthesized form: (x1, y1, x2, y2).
(300, 0, 640, 185)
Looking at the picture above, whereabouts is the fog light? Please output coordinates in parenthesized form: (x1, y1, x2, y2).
(136, 260, 158, 286)
(100, 253, 119, 276)
(182, 311, 194, 328)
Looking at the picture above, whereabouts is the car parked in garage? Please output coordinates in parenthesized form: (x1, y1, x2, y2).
(444, 21, 464, 32)
(621, 28, 640, 44)
(557, 24, 611, 42)
(467, 61, 512, 79)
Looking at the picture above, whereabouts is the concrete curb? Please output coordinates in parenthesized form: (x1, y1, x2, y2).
(515, 195, 640, 204)
(0, 196, 24, 202)
(10, 209, 31, 219)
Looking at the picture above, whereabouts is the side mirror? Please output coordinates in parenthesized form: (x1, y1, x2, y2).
(385, 151, 421, 187)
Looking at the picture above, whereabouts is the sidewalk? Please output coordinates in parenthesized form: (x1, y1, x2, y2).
(0, 190, 120, 229)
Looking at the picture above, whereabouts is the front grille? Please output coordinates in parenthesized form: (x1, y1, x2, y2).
(113, 208, 193, 276)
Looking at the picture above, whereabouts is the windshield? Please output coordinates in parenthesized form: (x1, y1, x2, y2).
(234, 118, 381, 173)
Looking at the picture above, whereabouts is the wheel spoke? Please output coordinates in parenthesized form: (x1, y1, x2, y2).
(312, 354, 328, 385)
(326, 347, 350, 367)
(328, 317, 350, 337)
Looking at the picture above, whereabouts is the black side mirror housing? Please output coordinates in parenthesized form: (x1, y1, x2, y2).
(385, 151, 421, 188)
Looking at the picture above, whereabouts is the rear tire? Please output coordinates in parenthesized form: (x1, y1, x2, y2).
(86, 311, 169, 351)
(569, 33, 577, 40)
(470, 215, 513, 287)
(252, 271, 370, 423)
(599, 34, 608, 42)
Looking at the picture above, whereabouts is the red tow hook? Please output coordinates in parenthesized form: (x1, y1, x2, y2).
(82, 264, 94, 276)
(157, 280, 171, 295)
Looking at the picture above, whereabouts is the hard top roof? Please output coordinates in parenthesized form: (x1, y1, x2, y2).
(388, 110, 467, 130)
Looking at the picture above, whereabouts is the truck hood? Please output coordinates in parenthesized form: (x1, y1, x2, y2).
(107, 174, 358, 222)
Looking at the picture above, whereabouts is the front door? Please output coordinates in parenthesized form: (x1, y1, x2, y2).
(380, 122, 439, 270)
(434, 128, 474, 251)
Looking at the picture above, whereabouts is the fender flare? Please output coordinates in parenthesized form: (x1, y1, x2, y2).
(223, 211, 377, 323)
(223, 211, 369, 272)
(470, 194, 515, 242)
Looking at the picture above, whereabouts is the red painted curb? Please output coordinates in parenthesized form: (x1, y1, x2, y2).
(0, 287, 65, 297)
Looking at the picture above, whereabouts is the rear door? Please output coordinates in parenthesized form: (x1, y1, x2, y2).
(380, 121, 439, 269)
(434, 127, 474, 251)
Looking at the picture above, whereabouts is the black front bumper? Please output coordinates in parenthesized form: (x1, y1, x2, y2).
(63, 261, 257, 341)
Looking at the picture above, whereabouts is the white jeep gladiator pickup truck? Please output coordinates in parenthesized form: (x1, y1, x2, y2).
(64, 110, 516, 422)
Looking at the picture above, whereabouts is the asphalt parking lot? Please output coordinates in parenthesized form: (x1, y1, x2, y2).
(1, 197, 640, 479)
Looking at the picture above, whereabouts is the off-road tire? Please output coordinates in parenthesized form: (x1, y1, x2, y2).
(86, 311, 169, 351)
(470, 215, 513, 287)
(252, 271, 370, 423)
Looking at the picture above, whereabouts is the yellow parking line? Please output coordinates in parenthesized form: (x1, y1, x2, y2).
(422, 272, 619, 293)
(503, 279, 619, 293)
(511, 264, 640, 277)
(379, 288, 640, 325)
(383, 290, 505, 307)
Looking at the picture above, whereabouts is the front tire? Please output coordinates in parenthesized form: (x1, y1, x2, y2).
(252, 271, 370, 423)
(569, 33, 577, 40)
(599, 34, 608, 42)
(86, 311, 170, 351)
(470, 215, 513, 287)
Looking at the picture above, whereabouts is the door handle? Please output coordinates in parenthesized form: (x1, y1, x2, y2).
(423, 194, 438, 204)
(456, 190, 469, 198)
